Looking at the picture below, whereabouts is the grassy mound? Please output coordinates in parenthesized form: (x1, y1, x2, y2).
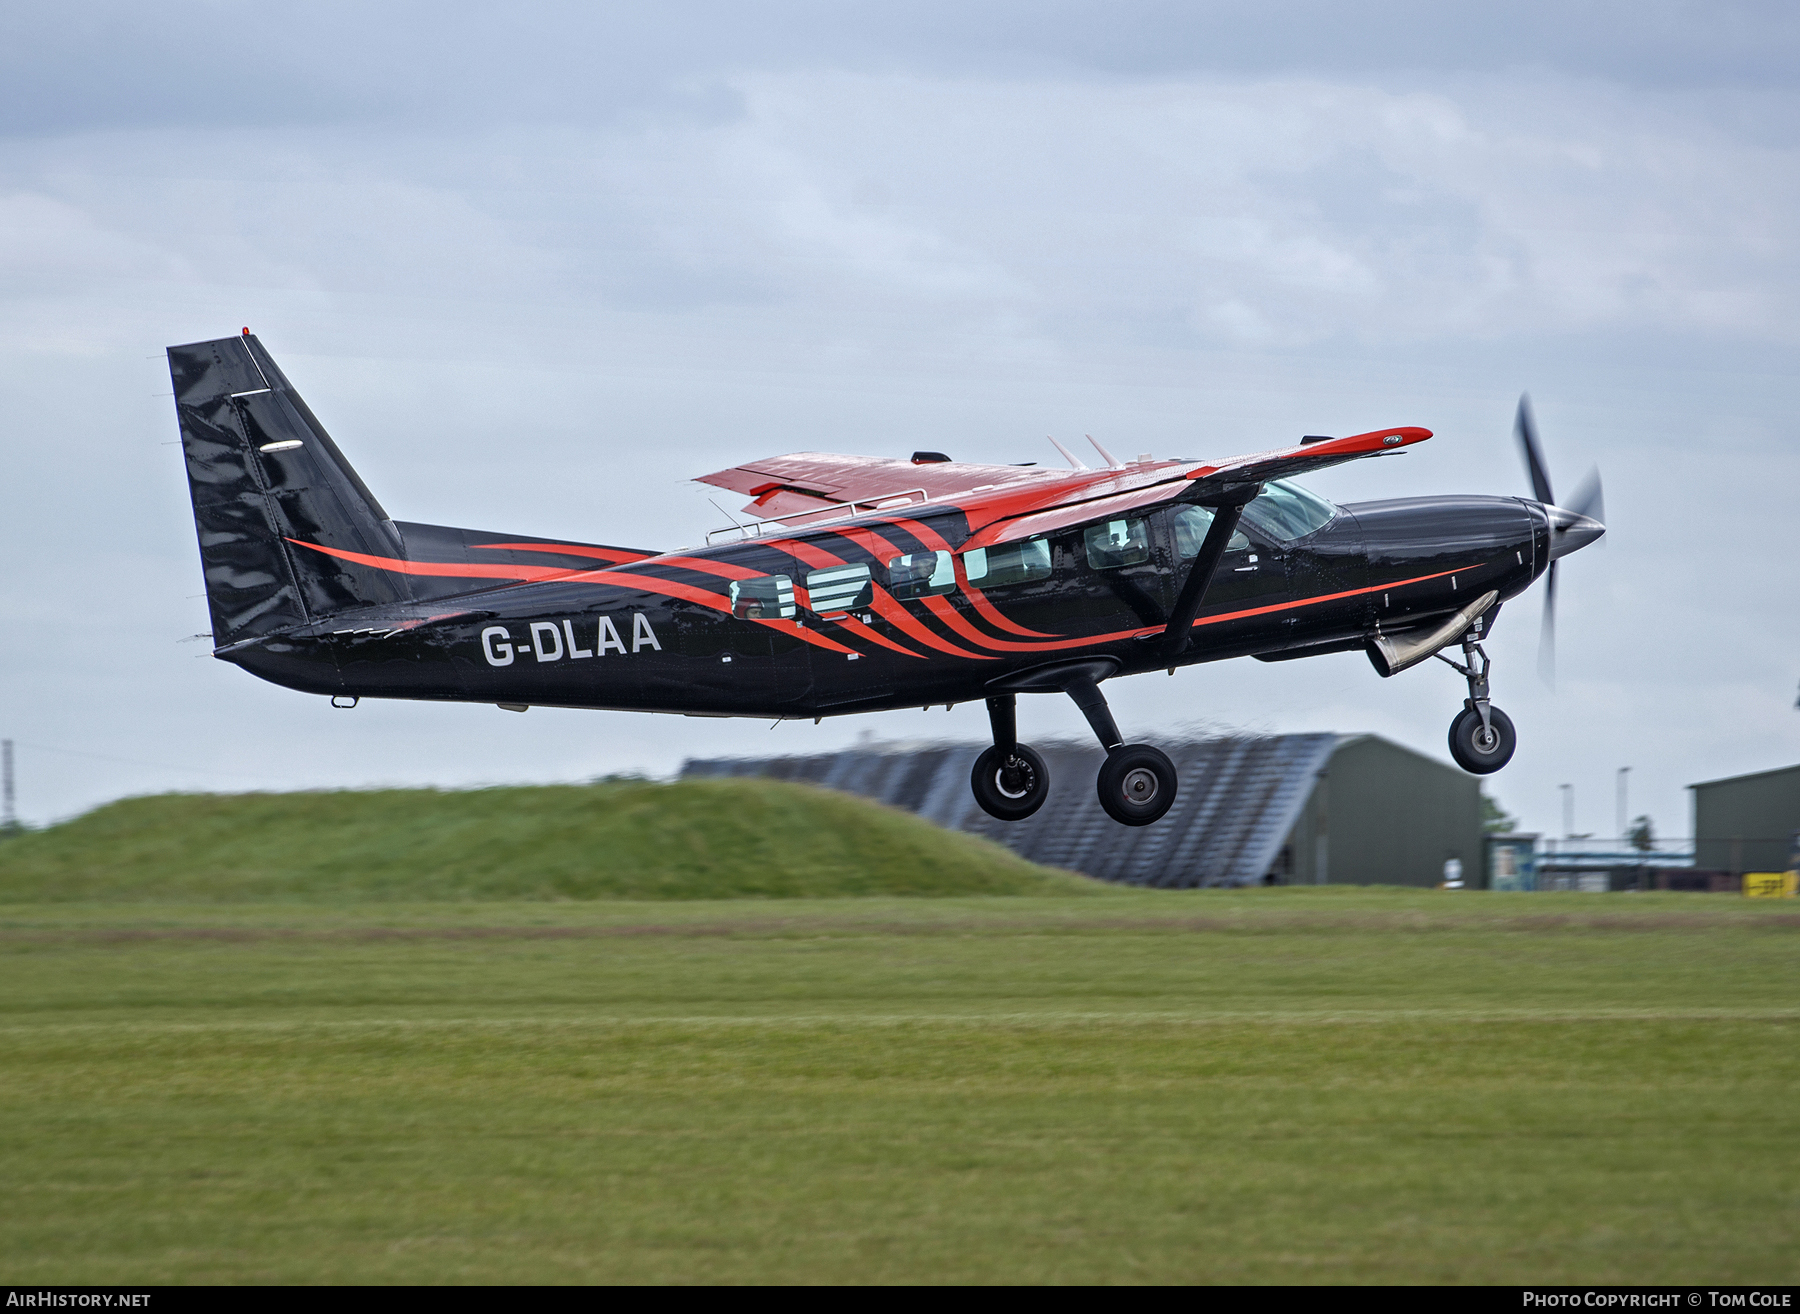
(0, 778, 1089, 902)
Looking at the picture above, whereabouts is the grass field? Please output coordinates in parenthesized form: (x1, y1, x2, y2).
(2, 889, 1796, 1283)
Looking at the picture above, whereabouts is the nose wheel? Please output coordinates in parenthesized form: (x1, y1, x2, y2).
(1448, 705, 1516, 774)
(1436, 625, 1517, 775)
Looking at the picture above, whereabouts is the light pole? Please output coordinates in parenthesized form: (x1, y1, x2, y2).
(1616, 767, 1630, 847)
(1561, 783, 1574, 840)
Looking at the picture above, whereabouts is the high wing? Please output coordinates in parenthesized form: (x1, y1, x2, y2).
(695, 426, 1431, 547)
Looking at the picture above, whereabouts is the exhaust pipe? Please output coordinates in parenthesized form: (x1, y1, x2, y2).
(1366, 590, 1498, 678)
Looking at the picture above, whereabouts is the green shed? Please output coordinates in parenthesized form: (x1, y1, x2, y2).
(1285, 735, 1483, 888)
(1691, 764, 1800, 875)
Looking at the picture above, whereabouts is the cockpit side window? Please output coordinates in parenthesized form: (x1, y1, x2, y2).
(1082, 518, 1151, 570)
(1171, 505, 1250, 558)
(1241, 479, 1337, 542)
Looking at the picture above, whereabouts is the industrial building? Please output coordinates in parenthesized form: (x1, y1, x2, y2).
(683, 733, 1481, 888)
(1691, 763, 1800, 876)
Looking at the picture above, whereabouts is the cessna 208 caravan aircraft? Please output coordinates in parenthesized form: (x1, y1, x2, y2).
(167, 331, 1603, 826)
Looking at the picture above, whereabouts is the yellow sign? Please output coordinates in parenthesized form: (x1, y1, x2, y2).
(1743, 871, 1798, 899)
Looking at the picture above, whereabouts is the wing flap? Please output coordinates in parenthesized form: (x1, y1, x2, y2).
(696, 451, 1069, 517)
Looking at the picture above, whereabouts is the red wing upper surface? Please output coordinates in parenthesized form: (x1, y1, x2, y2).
(1183, 426, 1432, 488)
(695, 427, 1430, 548)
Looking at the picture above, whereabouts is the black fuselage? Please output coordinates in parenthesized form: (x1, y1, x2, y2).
(221, 493, 1547, 719)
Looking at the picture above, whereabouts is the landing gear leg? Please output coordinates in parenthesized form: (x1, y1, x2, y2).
(1437, 624, 1517, 774)
(1063, 673, 1179, 826)
(969, 694, 1051, 821)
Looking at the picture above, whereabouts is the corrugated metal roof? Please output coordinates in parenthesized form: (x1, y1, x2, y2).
(682, 734, 1338, 887)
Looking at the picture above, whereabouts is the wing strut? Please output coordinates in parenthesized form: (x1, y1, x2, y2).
(1151, 484, 1261, 657)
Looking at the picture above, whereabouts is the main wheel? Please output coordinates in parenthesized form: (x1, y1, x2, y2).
(1448, 705, 1517, 774)
(1096, 744, 1177, 826)
(970, 743, 1051, 821)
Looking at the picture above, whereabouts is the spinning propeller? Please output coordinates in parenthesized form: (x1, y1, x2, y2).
(1514, 394, 1605, 684)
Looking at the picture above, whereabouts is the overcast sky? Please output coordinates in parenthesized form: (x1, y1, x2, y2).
(4, 1, 1798, 845)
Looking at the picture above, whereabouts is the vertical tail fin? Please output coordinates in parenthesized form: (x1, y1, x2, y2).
(168, 332, 407, 645)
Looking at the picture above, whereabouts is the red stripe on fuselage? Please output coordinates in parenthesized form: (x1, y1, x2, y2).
(751, 617, 857, 654)
(470, 542, 653, 564)
(823, 520, 1076, 652)
(721, 537, 926, 657)
(293, 536, 872, 658)
(884, 516, 1060, 639)
(772, 536, 986, 660)
(929, 565, 1477, 655)
(1189, 569, 1465, 630)
(628, 553, 769, 581)
(838, 619, 930, 660)
(565, 567, 859, 657)
(286, 539, 579, 582)
(561, 568, 730, 608)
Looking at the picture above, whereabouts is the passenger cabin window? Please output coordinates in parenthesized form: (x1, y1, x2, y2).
(887, 550, 954, 600)
(962, 536, 1051, 588)
(1242, 479, 1336, 541)
(1172, 505, 1250, 558)
(804, 563, 873, 615)
(729, 575, 796, 620)
(1083, 518, 1151, 570)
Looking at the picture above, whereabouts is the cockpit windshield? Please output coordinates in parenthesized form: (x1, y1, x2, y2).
(1241, 479, 1337, 541)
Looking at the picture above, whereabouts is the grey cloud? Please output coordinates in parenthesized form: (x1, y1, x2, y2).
(7, 2, 1800, 140)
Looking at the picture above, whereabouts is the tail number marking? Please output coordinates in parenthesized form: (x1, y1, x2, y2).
(483, 615, 663, 666)
(481, 627, 514, 665)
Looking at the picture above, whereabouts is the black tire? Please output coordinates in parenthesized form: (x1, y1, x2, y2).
(1448, 705, 1517, 774)
(1096, 744, 1178, 826)
(970, 743, 1051, 821)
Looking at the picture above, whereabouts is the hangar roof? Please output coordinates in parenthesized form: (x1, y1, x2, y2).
(683, 733, 1340, 887)
(1689, 762, 1800, 791)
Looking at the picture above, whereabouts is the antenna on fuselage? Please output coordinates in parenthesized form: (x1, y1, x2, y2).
(708, 497, 749, 527)
(1047, 436, 1088, 470)
(1085, 434, 1125, 469)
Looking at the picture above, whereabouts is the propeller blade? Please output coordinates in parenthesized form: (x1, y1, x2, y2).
(1538, 559, 1557, 687)
(1566, 466, 1605, 527)
(1515, 394, 1554, 507)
